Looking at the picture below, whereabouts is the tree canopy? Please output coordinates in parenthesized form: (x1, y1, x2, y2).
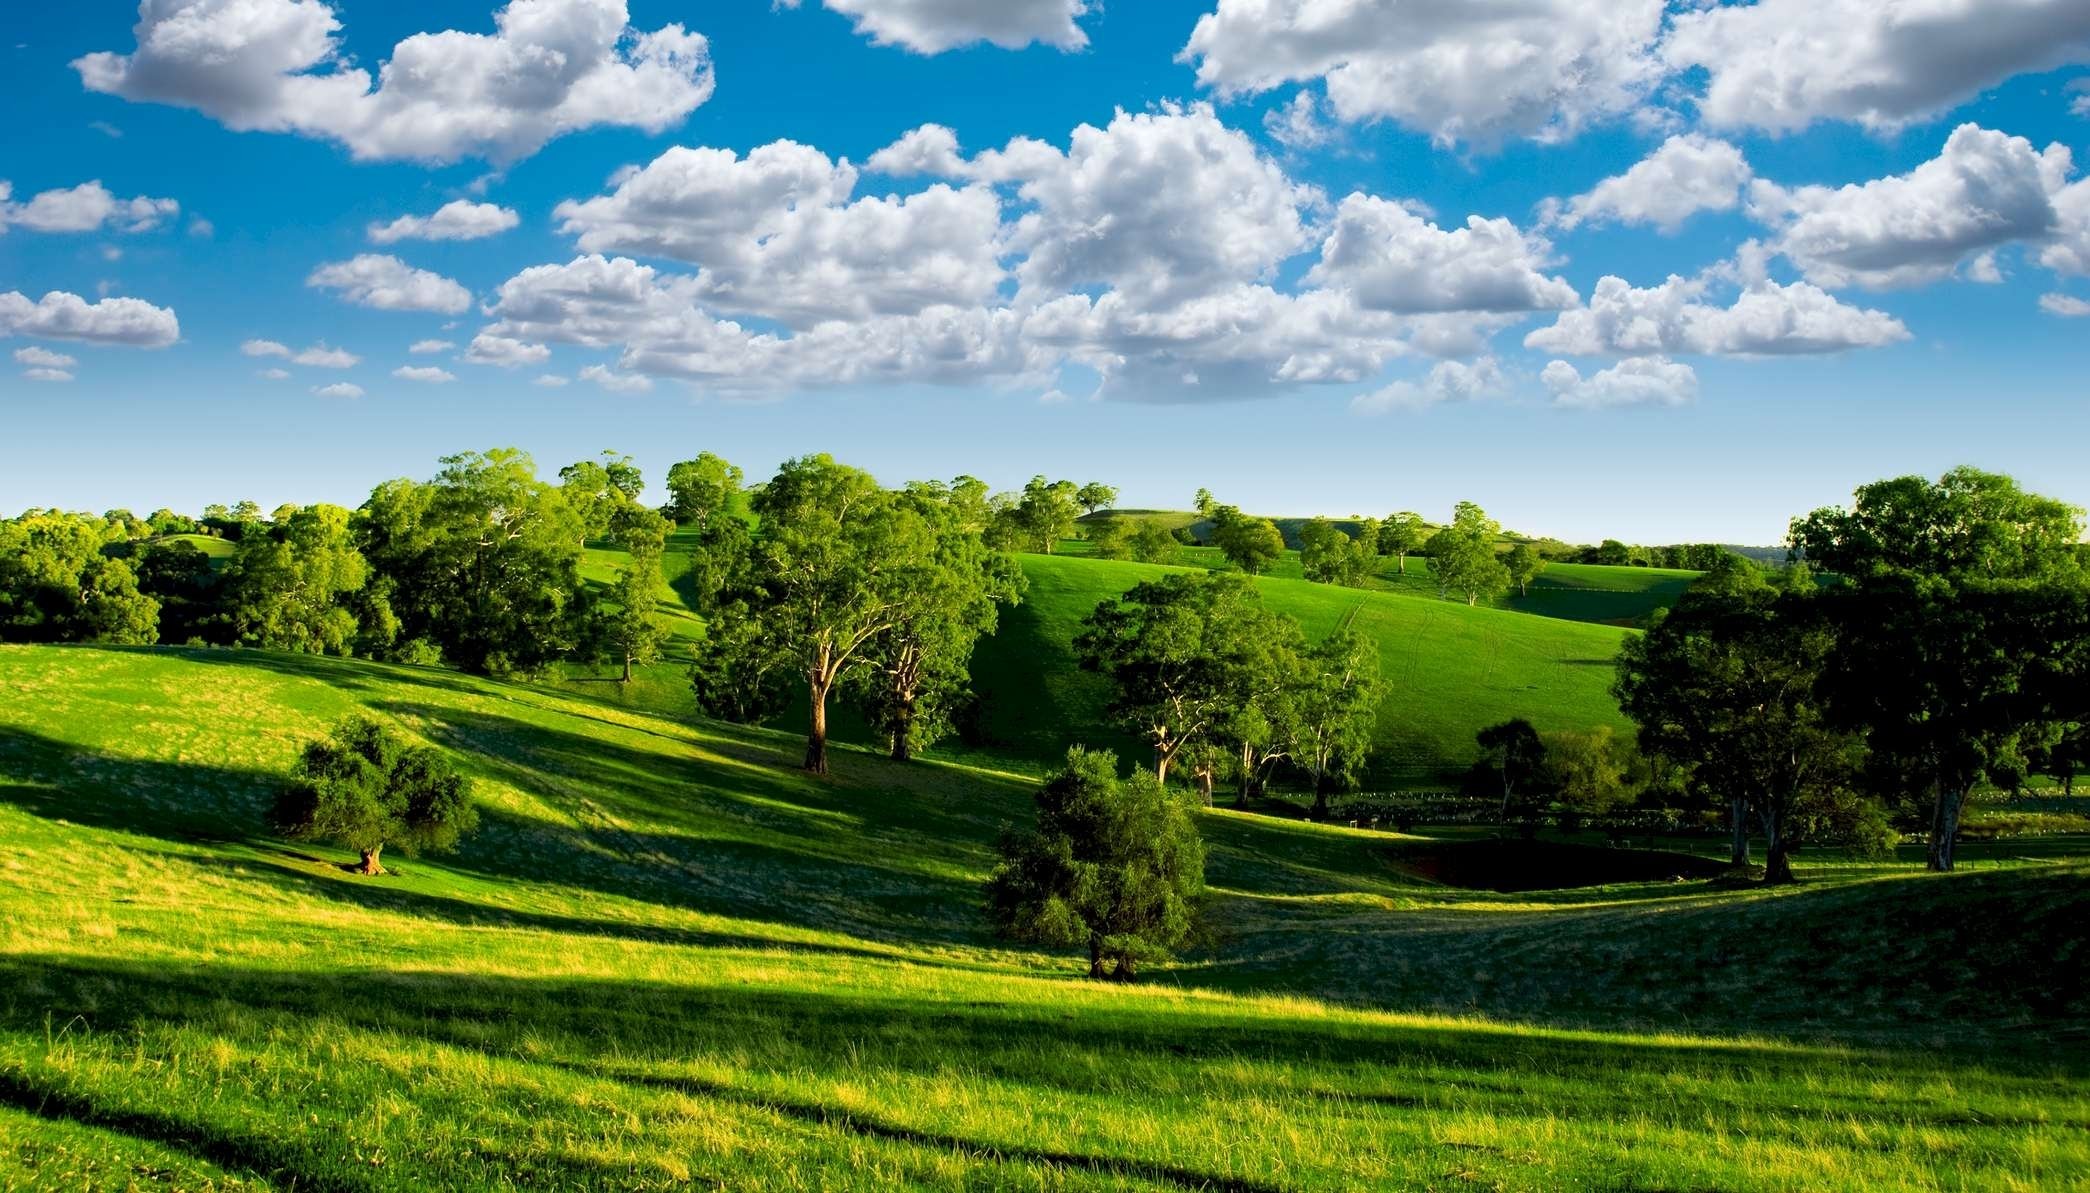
(269, 717, 477, 875)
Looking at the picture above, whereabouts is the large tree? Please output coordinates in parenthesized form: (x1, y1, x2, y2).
(696, 455, 935, 774)
(1616, 577, 1862, 882)
(1212, 509, 1285, 576)
(1076, 482, 1120, 516)
(1504, 542, 1547, 597)
(221, 503, 370, 656)
(1077, 572, 1291, 788)
(1289, 627, 1383, 817)
(1015, 476, 1081, 554)
(270, 717, 477, 876)
(849, 482, 1025, 761)
(354, 449, 591, 675)
(1475, 719, 1547, 826)
(1378, 512, 1425, 574)
(604, 507, 672, 684)
(1428, 503, 1509, 606)
(1791, 467, 2087, 870)
(558, 452, 644, 546)
(986, 748, 1205, 981)
(662, 452, 745, 529)
(1299, 518, 1373, 586)
(0, 511, 159, 644)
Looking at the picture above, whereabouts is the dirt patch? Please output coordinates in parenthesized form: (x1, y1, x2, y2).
(1385, 838, 1729, 892)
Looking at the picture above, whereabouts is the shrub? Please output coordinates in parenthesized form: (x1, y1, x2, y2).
(270, 717, 477, 875)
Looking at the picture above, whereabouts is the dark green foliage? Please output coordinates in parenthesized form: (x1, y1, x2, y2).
(604, 507, 672, 683)
(1075, 483, 1119, 516)
(269, 717, 477, 874)
(1211, 506, 1285, 575)
(221, 504, 369, 656)
(985, 748, 1204, 980)
(1505, 542, 1547, 597)
(1475, 719, 1547, 825)
(1299, 518, 1374, 586)
(354, 450, 591, 676)
(132, 538, 220, 644)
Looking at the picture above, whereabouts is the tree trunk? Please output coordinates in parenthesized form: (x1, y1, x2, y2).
(890, 732, 912, 763)
(1311, 776, 1333, 820)
(1087, 934, 1107, 980)
(621, 653, 634, 684)
(1194, 763, 1215, 807)
(804, 680, 831, 775)
(1237, 743, 1255, 807)
(1927, 784, 1968, 872)
(1112, 956, 1137, 983)
(356, 844, 384, 876)
(1398, 553, 1406, 575)
(1729, 796, 1750, 867)
(1760, 805, 1794, 885)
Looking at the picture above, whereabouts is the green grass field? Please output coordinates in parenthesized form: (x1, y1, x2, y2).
(970, 555, 1634, 786)
(0, 643, 2085, 1189)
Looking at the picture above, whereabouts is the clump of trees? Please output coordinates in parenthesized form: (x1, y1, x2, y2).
(986, 747, 1205, 980)
(0, 510, 159, 644)
(269, 717, 477, 875)
(1299, 517, 1378, 586)
(1076, 572, 1381, 808)
(1427, 502, 1509, 606)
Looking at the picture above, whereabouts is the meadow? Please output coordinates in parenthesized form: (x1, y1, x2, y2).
(1, 642, 2085, 1190)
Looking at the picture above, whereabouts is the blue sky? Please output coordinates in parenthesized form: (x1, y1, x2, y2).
(3, 0, 2088, 545)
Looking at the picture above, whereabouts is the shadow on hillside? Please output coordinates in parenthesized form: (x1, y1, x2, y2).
(1, 950, 2077, 1190)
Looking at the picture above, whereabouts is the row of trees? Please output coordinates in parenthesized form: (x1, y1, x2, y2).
(1618, 468, 2090, 877)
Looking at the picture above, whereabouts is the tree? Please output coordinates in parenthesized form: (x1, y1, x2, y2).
(559, 452, 643, 545)
(663, 452, 745, 529)
(1615, 580, 1861, 882)
(1428, 503, 1509, 606)
(1130, 520, 1182, 565)
(985, 748, 1205, 981)
(1476, 719, 1547, 826)
(0, 511, 159, 644)
(133, 538, 221, 644)
(1085, 517, 1133, 561)
(354, 450, 592, 676)
(1015, 476, 1081, 554)
(1792, 467, 2086, 870)
(1076, 483, 1119, 516)
(1213, 513, 1284, 576)
(1378, 512, 1424, 574)
(1077, 572, 1289, 787)
(1504, 542, 1547, 597)
(1591, 539, 1634, 566)
(605, 507, 671, 683)
(1289, 628, 1383, 817)
(220, 503, 370, 656)
(1544, 727, 1634, 816)
(1300, 518, 1371, 586)
(697, 456, 934, 774)
(849, 482, 1025, 761)
(1193, 488, 1216, 518)
(269, 717, 477, 875)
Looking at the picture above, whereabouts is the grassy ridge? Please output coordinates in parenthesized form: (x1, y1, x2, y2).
(0, 644, 2084, 1189)
(970, 555, 1635, 786)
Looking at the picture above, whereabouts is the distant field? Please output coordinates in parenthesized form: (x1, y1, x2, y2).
(970, 555, 1636, 787)
(0, 643, 2082, 1190)
(151, 533, 236, 565)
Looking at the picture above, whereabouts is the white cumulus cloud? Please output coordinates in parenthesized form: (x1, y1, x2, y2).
(15, 347, 80, 369)
(76, 0, 716, 165)
(308, 254, 471, 314)
(0, 180, 178, 234)
(1543, 135, 1754, 234)
(1525, 270, 1909, 358)
(312, 382, 365, 398)
(370, 200, 519, 244)
(392, 365, 456, 383)
(1542, 356, 1699, 409)
(775, 0, 1090, 53)
(1352, 357, 1506, 414)
(0, 290, 180, 347)
(1307, 194, 1579, 314)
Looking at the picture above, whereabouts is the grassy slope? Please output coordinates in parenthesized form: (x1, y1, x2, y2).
(971, 555, 1635, 786)
(0, 644, 2085, 1189)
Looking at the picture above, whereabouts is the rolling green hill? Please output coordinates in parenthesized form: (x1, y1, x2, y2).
(0, 643, 2084, 1190)
(970, 555, 1635, 787)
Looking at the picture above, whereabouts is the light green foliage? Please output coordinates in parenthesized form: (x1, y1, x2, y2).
(558, 451, 644, 544)
(1378, 511, 1425, 573)
(354, 449, 591, 675)
(1211, 507, 1285, 575)
(1505, 541, 1547, 596)
(268, 715, 477, 873)
(1012, 476, 1081, 554)
(663, 451, 746, 528)
(1083, 516, 1133, 560)
(1129, 518, 1181, 565)
(1290, 627, 1384, 815)
(0, 511, 158, 644)
(605, 507, 672, 683)
(1428, 502, 1511, 606)
(1075, 482, 1119, 516)
(986, 748, 1204, 979)
(1300, 517, 1373, 586)
(220, 503, 369, 656)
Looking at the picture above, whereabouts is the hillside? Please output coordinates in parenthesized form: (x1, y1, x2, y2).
(0, 644, 2084, 1189)
(970, 555, 1635, 787)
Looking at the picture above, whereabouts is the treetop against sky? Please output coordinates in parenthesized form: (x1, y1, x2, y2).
(3, 1, 2089, 542)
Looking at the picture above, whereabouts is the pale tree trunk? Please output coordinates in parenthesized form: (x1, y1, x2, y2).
(356, 844, 384, 875)
(1237, 743, 1256, 807)
(1193, 762, 1215, 808)
(621, 652, 634, 684)
(1729, 796, 1751, 867)
(1928, 784, 1969, 872)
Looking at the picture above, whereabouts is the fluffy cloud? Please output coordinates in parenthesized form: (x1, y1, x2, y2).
(308, 254, 472, 314)
(2073, 80, 2090, 119)
(14, 347, 78, 369)
(555, 142, 1006, 327)
(1542, 356, 1698, 409)
(578, 363, 653, 392)
(1352, 357, 1506, 414)
(775, 0, 1089, 53)
(2040, 293, 2090, 316)
(1265, 91, 1336, 151)
(1750, 124, 2073, 289)
(258, 367, 292, 380)
(293, 344, 359, 368)
(312, 382, 364, 398)
(242, 338, 291, 358)
(393, 365, 456, 383)
(76, 0, 715, 165)
(23, 367, 76, 383)
(0, 180, 178, 234)
(1307, 195, 1578, 314)
(1664, 0, 2090, 134)
(0, 290, 180, 347)
(465, 332, 552, 368)
(1180, 0, 1667, 146)
(2040, 179, 2090, 276)
(408, 338, 455, 354)
(1525, 272, 1909, 357)
(1543, 135, 1753, 233)
(370, 200, 519, 244)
